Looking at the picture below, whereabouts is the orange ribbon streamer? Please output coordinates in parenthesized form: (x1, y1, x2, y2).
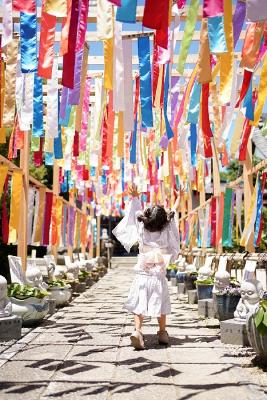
(38, 10, 56, 79)
(8, 170, 23, 244)
(240, 22, 265, 70)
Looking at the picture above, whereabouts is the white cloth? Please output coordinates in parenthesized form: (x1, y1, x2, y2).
(112, 198, 180, 317)
(112, 198, 180, 261)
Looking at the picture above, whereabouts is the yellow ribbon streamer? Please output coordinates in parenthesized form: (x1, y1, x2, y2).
(0, 164, 8, 198)
(197, 18, 212, 84)
(3, 38, 19, 127)
(56, 197, 63, 246)
(240, 176, 258, 247)
(104, 38, 113, 90)
(45, 0, 67, 17)
(97, 0, 113, 40)
(218, 0, 234, 105)
(8, 170, 23, 244)
(251, 53, 267, 126)
(230, 111, 245, 158)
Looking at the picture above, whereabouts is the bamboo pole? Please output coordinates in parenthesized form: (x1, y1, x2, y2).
(17, 131, 30, 271)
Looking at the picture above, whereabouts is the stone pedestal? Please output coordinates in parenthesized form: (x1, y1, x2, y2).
(74, 282, 86, 293)
(0, 315, 22, 341)
(177, 283, 186, 296)
(188, 290, 198, 304)
(198, 299, 215, 318)
(220, 319, 249, 346)
(171, 277, 177, 287)
(48, 299, 56, 315)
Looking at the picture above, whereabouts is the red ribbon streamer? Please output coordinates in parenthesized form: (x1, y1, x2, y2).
(235, 69, 253, 108)
(13, 0, 36, 12)
(2, 177, 9, 244)
(238, 118, 252, 161)
(38, 11, 57, 79)
(201, 83, 213, 158)
(62, 0, 79, 89)
(152, 37, 164, 108)
(143, 0, 169, 49)
(73, 130, 79, 157)
(42, 192, 53, 246)
(33, 137, 44, 167)
(256, 172, 267, 246)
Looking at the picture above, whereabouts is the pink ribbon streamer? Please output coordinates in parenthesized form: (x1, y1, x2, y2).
(203, 0, 224, 18)
(2, 0, 13, 47)
(76, 0, 89, 51)
(108, 0, 121, 5)
(80, 76, 91, 152)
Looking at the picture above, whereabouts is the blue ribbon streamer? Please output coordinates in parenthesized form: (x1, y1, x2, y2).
(207, 16, 227, 54)
(54, 95, 63, 159)
(59, 104, 72, 126)
(254, 178, 263, 247)
(130, 115, 138, 164)
(164, 64, 174, 140)
(138, 37, 153, 128)
(187, 82, 201, 124)
(20, 12, 37, 73)
(116, 0, 137, 23)
(243, 79, 254, 121)
(45, 152, 54, 166)
(32, 73, 44, 137)
(190, 124, 197, 167)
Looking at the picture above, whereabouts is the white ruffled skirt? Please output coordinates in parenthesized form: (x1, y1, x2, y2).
(124, 252, 171, 317)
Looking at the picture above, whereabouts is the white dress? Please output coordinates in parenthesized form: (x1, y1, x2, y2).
(112, 198, 180, 317)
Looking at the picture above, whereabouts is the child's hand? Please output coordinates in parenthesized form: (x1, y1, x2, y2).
(128, 184, 140, 198)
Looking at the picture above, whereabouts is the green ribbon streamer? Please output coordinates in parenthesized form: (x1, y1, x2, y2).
(177, 0, 199, 74)
(222, 188, 233, 247)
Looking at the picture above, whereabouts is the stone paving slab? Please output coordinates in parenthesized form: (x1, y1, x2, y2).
(0, 263, 266, 400)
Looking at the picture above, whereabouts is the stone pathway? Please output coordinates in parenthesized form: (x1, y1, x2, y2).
(0, 262, 267, 400)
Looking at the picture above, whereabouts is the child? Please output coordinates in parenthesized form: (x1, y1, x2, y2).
(112, 185, 181, 350)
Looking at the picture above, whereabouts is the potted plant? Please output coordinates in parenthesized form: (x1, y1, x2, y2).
(78, 270, 89, 283)
(184, 271, 198, 291)
(8, 283, 49, 325)
(196, 277, 214, 300)
(215, 285, 241, 321)
(47, 279, 72, 306)
(247, 297, 267, 364)
(166, 264, 177, 282)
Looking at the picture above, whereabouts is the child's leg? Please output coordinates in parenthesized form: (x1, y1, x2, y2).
(134, 314, 144, 331)
(157, 314, 166, 331)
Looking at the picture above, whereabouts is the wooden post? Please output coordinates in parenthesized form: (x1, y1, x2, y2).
(52, 160, 60, 261)
(243, 139, 255, 252)
(67, 190, 74, 258)
(17, 131, 30, 271)
(89, 205, 94, 258)
(96, 215, 101, 257)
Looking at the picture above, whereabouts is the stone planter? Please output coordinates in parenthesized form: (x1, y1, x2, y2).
(215, 294, 241, 321)
(196, 284, 213, 300)
(48, 287, 72, 307)
(170, 269, 177, 286)
(11, 296, 49, 325)
(247, 313, 267, 364)
(184, 274, 197, 291)
(176, 271, 186, 284)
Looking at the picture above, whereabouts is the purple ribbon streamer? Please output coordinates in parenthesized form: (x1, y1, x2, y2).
(68, 206, 75, 246)
(170, 76, 179, 127)
(60, 86, 69, 120)
(233, 0, 246, 48)
(68, 48, 83, 105)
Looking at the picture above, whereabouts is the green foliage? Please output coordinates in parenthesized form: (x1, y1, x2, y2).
(166, 264, 177, 271)
(254, 300, 267, 336)
(196, 278, 214, 285)
(78, 270, 89, 280)
(47, 279, 68, 288)
(7, 283, 49, 299)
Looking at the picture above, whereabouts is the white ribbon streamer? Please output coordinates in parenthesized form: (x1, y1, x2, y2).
(46, 57, 58, 138)
(31, 189, 39, 245)
(27, 187, 35, 245)
(113, 22, 124, 112)
(123, 39, 134, 131)
(19, 73, 34, 131)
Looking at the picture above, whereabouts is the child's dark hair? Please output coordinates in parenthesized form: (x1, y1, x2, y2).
(137, 206, 175, 232)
